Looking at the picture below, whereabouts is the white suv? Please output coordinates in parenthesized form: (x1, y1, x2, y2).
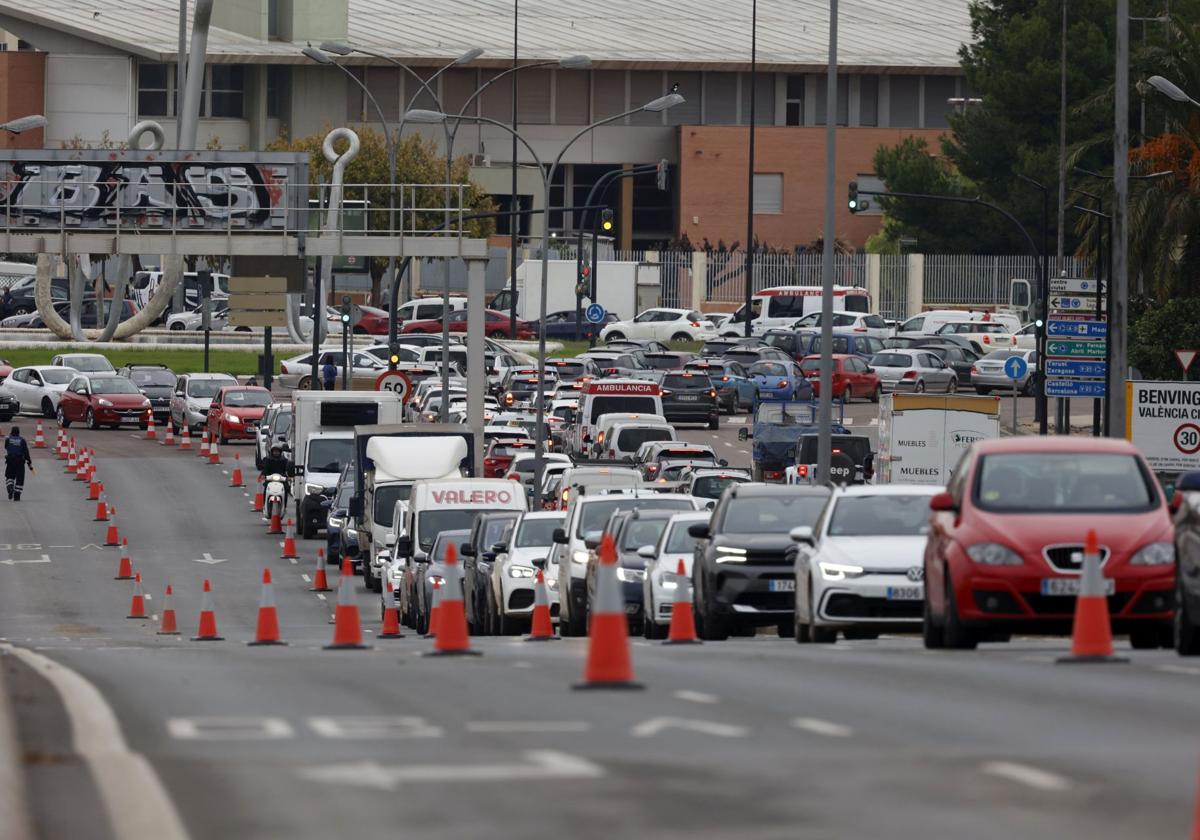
(600, 308, 717, 343)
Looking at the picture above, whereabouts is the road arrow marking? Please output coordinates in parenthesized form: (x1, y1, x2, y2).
(297, 750, 603, 789)
(630, 717, 747, 738)
(192, 553, 227, 565)
(792, 717, 854, 738)
(0, 554, 51, 566)
(79, 544, 104, 551)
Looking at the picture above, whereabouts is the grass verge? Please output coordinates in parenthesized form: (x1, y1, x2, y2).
(0, 347, 264, 376)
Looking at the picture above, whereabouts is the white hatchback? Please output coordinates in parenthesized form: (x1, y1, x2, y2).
(640, 511, 710, 639)
(600, 308, 717, 344)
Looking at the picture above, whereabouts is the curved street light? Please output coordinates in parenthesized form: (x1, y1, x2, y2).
(1146, 75, 1200, 107)
(0, 114, 47, 134)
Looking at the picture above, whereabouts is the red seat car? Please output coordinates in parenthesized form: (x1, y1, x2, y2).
(483, 438, 537, 478)
(207, 386, 272, 444)
(57, 373, 152, 430)
(798, 353, 882, 403)
(923, 436, 1175, 650)
(402, 308, 534, 340)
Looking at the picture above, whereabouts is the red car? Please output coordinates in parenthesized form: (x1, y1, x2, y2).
(352, 304, 389, 336)
(483, 438, 537, 478)
(923, 436, 1175, 650)
(207, 386, 272, 444)
(798, 353, 881, 403)
(57, 373, 152, 430)
(402, 308, 534, 340)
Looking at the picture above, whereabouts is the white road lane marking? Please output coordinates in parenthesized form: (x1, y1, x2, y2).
(981, 761, 1070, 792)
(192, 553, 227, 565)
(1156, 664, 1200, 676)
(791, 717, 854, 738)
(316, 593, 327, 601)
(2, 644, 191, 840)
(309, 716, 443, 739)
(167, 717, 294, 740)
(631, 717, 747, 738)
(298, 751, 604, 789)
(674, 690, 719, 705)
(467, 721, 591, 733)
(288, 558, 297, 565)
(300, 574, 311, 583)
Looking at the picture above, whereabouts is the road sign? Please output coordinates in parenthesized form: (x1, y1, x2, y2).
(1047, 319, 1107, 338)
(374, 370, 413, 403)
(1003, 356, 1029, 380)
(1175, 349, 1198, 374)
(1045, 359, 1106, 379)
(1049, 277, 1100, 295)
(585, 303, 606, 324)
(1046, 339, 1106, 358)
(1125, 381, 1200, 471)
(1045, 379, 1107, 398)
(229, 276, 288, 328)
(1049, 295, 1102, 311)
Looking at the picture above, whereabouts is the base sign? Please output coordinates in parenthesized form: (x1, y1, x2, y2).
(585, 303, 606, 324)
(374, 370, 413, 403)
(1125, 380, 1200, 471)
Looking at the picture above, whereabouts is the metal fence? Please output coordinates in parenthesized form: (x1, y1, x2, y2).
(701, 252, 869, 304)
(921, 255, 1089, 310)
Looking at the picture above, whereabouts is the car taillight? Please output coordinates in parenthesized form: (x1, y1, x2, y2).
(597, 432, 605, 445)
(484, 457, 496, 466)
(777, 380, 787, 388)
(505, 472, 519, 481)
(983, 335, 991, 343)
(765, 470, 783, 480)
(796, 465, 810, 478)
(690, 321, 701, 327)
(608, 449, 615, 457)
(561, 488, 569, 505)
(970, 366, 978, 374)
(504, 393, 514, 405)
(647, 464, 659, 474)
(606, 368, 618, 375)
(721, 376, 730, 381)
(902, 370, 918, 379)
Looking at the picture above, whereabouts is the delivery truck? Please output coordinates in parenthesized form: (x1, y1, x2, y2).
(876, 394, 1001, 485)
(490, 259, 647, 324)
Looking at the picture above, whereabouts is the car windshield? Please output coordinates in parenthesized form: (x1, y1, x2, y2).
(621, 518, 669, 551)
(827, 494, 932, 537)
(749, 362, 789, 377)
(665, 522, 703, 554)
(417, 509, 479, 552)
(979, 350, 1020, 361)
(482, 516, 515, 548)
(869, 353, 912, 367)
(188, 379, 230, 398)
(588, 396, 659, 423)
(374, 483, 413, 525)
(974, 452, 1156, 513)
(307, 438, 353, 474)
(578, 497, 694, 537)
(223, 390, 271, 407)
(662, 373, 707, 389)
(720, 494, 827, 534)
(65, 356, 113, 372)
(692, 475, 746, 499)
(431, 533, 466, 563)
(549, 362, 586, 379)
(616, 427, 673, 452)
(40, 369, 75, 385)
(90, 377, 140, 395)
(515, 516, 564, 547)
(128, 369, 175, 387)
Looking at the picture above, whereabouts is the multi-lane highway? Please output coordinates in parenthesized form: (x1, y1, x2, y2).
(0, 421, 1195, 840)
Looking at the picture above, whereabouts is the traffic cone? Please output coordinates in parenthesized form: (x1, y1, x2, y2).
(94, 491, 109, 521)
(145, 414, 157, 440)
(192, 579, 224, 641)
(208, 439, 221, 465)
(65, 446, 76, 473)
(424, 579, 442, 639)
(230, 454, 244, 487)
(86, 459, 96, 482)
(75, 451, 88, 481)
(179, 425, 192, 450)
(664, 559, 701, 645)
(127, 572, 148, 619)
(157, 584, 180, 635)
(104, 508, 120, 547)
(324, 559, 370, 650)
(525, 569, 557, 641)
(310, 549, 331, 592)
(379, 579, 404, 639)
(1057, 529, 1128, 664)
(114, 538, 133, 580)
(280, 518, 298, 559)
(268, 511, 282, 535)
(33, 420, 45, 448)
(87, 476, 101, 500)
(248, 568, 286, 646)
(425, 543, 479, 657)
(198, 430, 209, 458)
(161, 422, 175, 447)
(574, 534, 642, 689)
(251, 477, 264, 512)
(55, 429, 66, 458)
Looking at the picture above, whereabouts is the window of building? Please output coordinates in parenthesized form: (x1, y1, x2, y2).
(859, 75, 879, 126)
(629, 71, 663, 125)
(138, 63, 172, 117)
(209, 65, 245, 118)
(592, 70, 627, 121)
(813, 74, 849, 126)
(442, 68, 478, 117)
(753, 173, 783, 214)
(268, 0, 281, 39)
(266, 65, 288, 119)
(517, 69, 552, 124)
(924, 75, 957, 128)
(785, 74, 804, 126)
(739, 72, 774, 125)
(704, 72, 738, 125)
(555, 70, 590, 125)
(890, 75, 920, 127)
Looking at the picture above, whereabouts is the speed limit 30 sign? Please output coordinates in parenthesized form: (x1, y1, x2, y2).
(1175, 423, 1200, 456)
(375, 370, 413, 403)
(1126, 381, 1200, 471)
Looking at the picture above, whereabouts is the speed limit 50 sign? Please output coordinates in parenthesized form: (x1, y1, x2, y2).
(375, 370, 413, 403)
(1126, 381, 1200, 471)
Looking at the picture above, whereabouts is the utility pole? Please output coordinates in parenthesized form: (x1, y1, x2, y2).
(509, 0, 519, 339)
(1111, 0, 1130, 437)
(743, 0, 757, 338)
(1056, 0, 1069, 433)
(817, 0, 838, 484)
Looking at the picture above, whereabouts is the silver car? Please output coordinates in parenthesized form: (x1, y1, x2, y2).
(971, 349, 1039, 396)
(867, 349, 957, 393)
(170, 372, 237, 431)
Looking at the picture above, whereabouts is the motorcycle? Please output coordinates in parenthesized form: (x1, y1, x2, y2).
(264, 473, 288, 521)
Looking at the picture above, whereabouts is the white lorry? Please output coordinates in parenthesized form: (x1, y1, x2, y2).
(492, 259, 645, 324)
(876, 393, 1001, 485)
(288, 391, 404, 538)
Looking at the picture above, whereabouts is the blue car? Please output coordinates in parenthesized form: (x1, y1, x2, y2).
(684, 358, 757, 413)
(532, 309, 618, 340)
(749, 360, 812, 401)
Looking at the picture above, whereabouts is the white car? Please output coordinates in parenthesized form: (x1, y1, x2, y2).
(867, 349, 958, 393)
(791, 485, 941, 643)
(1014, 322, 1038, 350)
(791, 310, 891, 339)
(169, 372, 238, 431)
(51, 353, 114, 373)
(278, 349, 385, 389)
(1, 365, 77, 417)
(489, 511, 565, 634)
(640, 511, 709, 639)
(600, 308, 718, 344)
(933, 321, 1017, 353)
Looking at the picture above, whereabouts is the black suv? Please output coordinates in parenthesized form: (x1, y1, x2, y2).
(690, 484, 831, 640)
(657, 370, 719, 429)
(460, 511, 520, 636)
(118, 364, 177, 423)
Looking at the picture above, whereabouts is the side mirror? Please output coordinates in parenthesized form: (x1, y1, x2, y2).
(459, 542, 476, 557)
(385, 532, 396, 547)
(552, 527, 568, 544)
(395, 536, 412, 557)
(789, 525, 814, 545)
(637, 545, 656, 559)
(584, 535, 600, 550)
(718, 458, 729, 467)
(866, 367, 875, 373)
(320, 498, 333, 509)
(491, 542, 507, 554)
(687, 522, 710, 539)
(532, 557, 547, 569)
(930, 491, 957, 512)
(737, 427, 749, 441)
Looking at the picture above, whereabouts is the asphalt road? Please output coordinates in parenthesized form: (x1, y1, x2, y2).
(0, 422, 1195, 840)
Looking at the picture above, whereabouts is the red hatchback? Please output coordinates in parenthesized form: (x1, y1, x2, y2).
(483, 438, 537, 478)
(402, 308, 534, 340)
(57, 373, 152, 430)
(207, 386, 272, 444)
(798, 354, 882, 403)
(923, 436, 1175, 650)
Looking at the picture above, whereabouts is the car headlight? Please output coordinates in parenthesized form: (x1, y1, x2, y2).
(966, 543, 1024, 566)
(714, 545, 747, 564)
(328, 515, 346, 529)
(1129, 542, 1174, 566)
(660, 576, 679, 590)
(818, 561, 864, 581)
(344, 527, 358, 540)
(507, 565, 536, 578)
(427, 574, 445, 585)
(228, 415, 242, 425)
(97, 398, 113, 407)
(616, 568, 646, 583)
(572, 550, 589, 565)
(545, 576, 559, 590)
(304, 483, 324, 496)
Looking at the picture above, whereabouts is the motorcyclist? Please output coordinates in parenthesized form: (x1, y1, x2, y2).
(260, 443, 290, 504)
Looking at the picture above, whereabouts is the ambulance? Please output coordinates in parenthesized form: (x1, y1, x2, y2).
(570, 379, 663, 459)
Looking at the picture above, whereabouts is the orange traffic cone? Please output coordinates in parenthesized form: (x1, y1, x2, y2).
(161, 422, 175, 447)
(664, 559, 701, 645)
(157, 584, 180, 635)
(104, 508, 120, 547)
(33, 420, 45, 448)
(252, 480, 264, 511)
(1057, 529, 1128, 664)
(192, 579, 224, 641)
(574, 534, 642, 689)
(208, 439, 221, 465)
(198, 430, 209, 458)
(248, 568, 286, 646)
(127, 572, 148, 619)
(424, 579, 442, 639)
(425, 543, 479, 657)
(145, 414, 157, 440)
(268, 511, 282, 534)
(65, 446, 76, 473)
(379, 579, 404, 639)
(280, 518, 298, 559)
(179, 424, 192, 450)
(94, 491, 109, 521)
(56, 429, 66, 458)
(325, 559, 370, 649)
(87, 477, 101, 500)
(525, 569, 557, 641)
(75, 452, 88, 481)
(310, 549, 331, 592)
(114, 538, 133, 580)
(230, 454, 244, 487)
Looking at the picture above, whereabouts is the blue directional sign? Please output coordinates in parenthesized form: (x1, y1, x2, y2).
(585, 303, 607, 324)
(1045, 359, 1106, 379)
(1047, 319, 1107, 339)
(1003, 356, 1029, 380)
(1044, 378, 1107, 398)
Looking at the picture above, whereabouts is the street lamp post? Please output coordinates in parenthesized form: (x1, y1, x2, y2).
(0, 115, 46, 134)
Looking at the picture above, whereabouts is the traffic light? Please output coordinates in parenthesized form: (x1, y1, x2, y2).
(576, 266, 591, 299)
(656, 159, 669, 191)
(388, 342, 401, 367)
(340, 295, 352, 327)
(600, 209, 614, 232)
(848, 181, 869, 213)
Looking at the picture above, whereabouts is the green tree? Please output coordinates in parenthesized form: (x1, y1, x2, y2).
(869, 137, 979, 253)
(1130, 297, 1200, 379)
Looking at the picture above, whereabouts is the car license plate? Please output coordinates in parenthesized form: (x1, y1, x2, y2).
(677, 394, 698, 401)
(768, 579, 796, 592)
(886, 586, 923, 600)
(1040, 577, 1115, 596)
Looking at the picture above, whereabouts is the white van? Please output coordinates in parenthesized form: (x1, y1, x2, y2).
(396, 297, 467, 323)
(392, 477, 526, 566)
(592, 413, 673, 461)
(572, 379, 664, 458)
(896, 309, 1022, 338)
(129, 270, 230, 313)
(726, 285, 873, 335)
